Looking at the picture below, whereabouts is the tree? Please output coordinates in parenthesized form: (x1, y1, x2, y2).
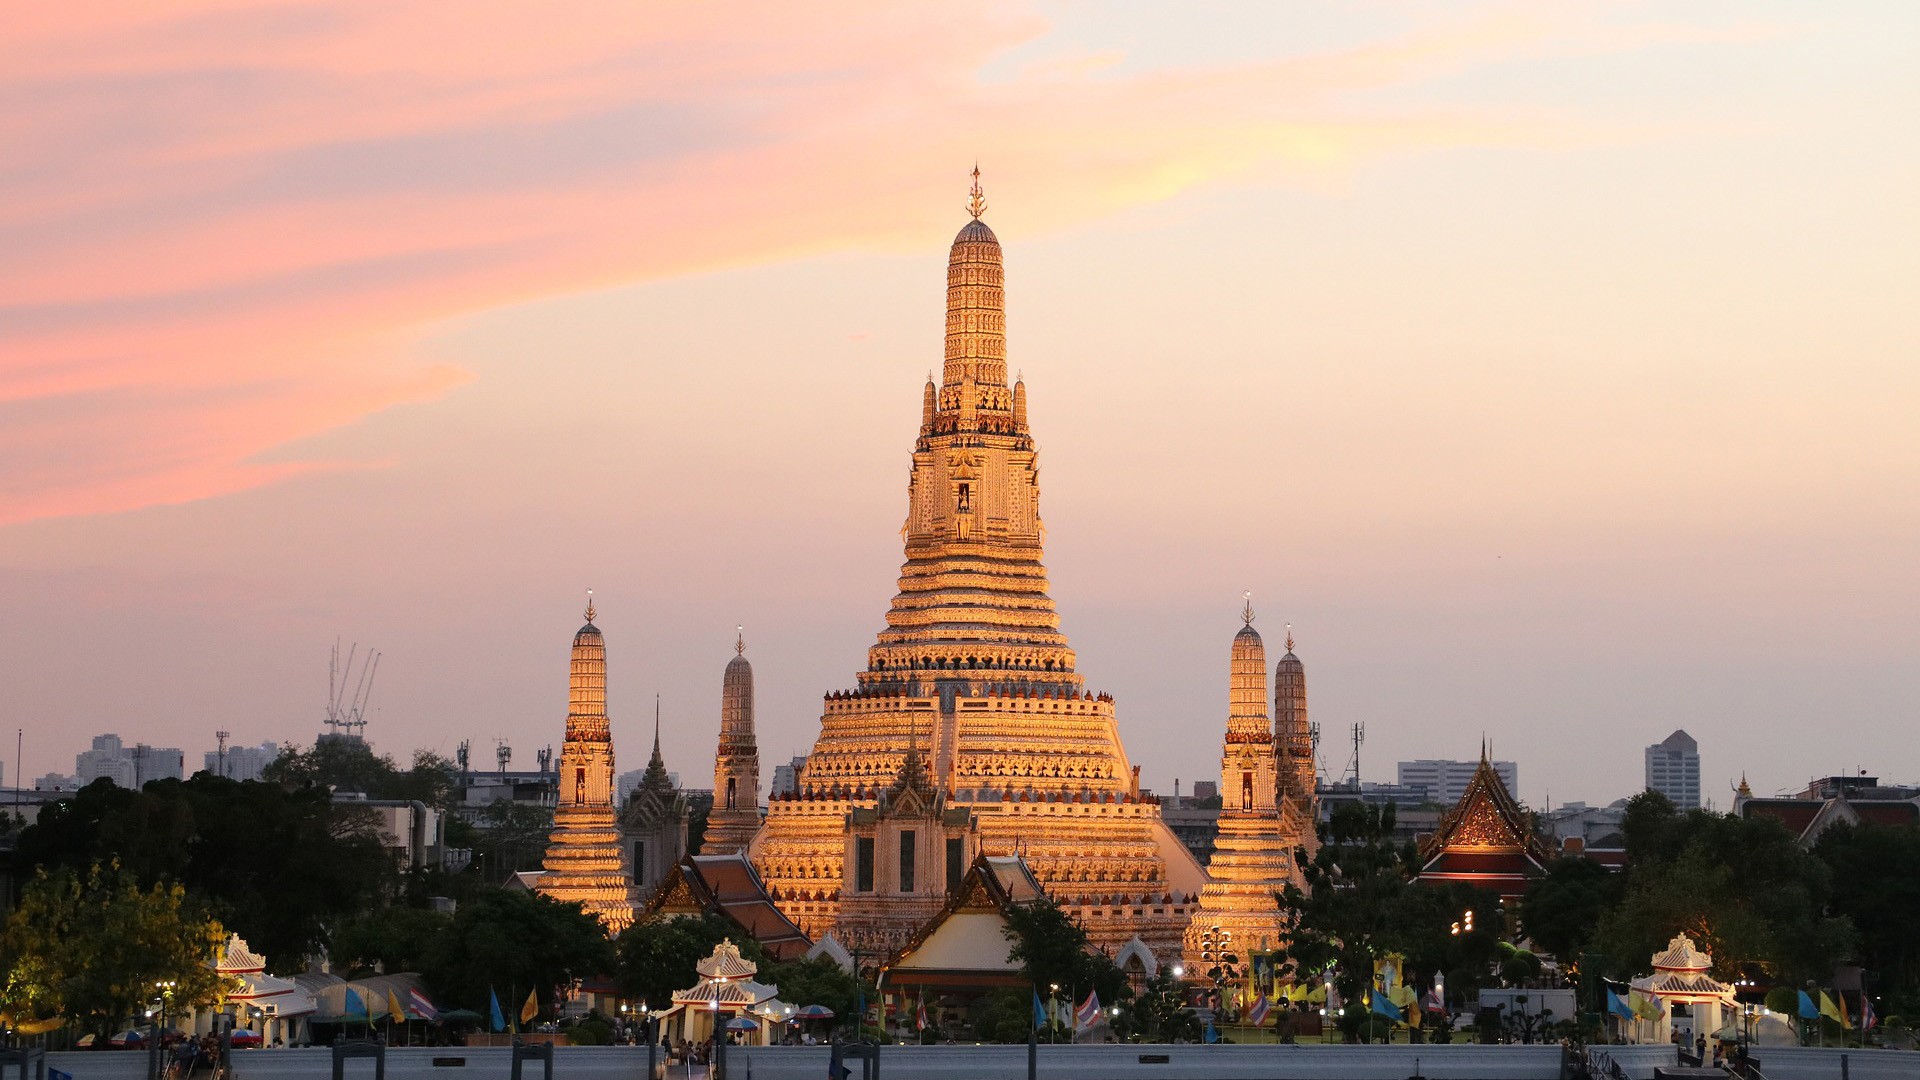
(613, 913, 745, 1010)
(14, 774, 397, 966)
(1591, 799, 1854, 984)
(1816, 822, 1920, 1013)
(421, 888, 613, 1015)
(0, 863, 231, 1036)
(759, 956, 861, 1022)
(329, 906, 454, 977)
(1003, 899, 1128, 1008)
(1521, 856, 1622, 969)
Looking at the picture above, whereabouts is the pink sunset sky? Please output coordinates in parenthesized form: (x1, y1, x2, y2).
(2, 2, 1916, 807)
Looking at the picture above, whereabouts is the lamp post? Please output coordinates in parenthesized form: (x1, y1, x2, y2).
(639, 1003, 654, 1080)
(1048, 984, 1059, 1045)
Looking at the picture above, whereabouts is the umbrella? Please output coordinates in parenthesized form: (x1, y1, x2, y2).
(795, 1005, 835, 1019)
(109, 1031, 147, 1049)
(438, 1009, 484, 1023)
(228, 1030, 263, 1048)
(724, 1017, 759, 1031)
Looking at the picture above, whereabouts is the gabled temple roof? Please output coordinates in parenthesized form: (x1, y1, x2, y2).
(1417, 750, 1551, 890)
(884, 854, 1045, 984)
(643, 854, 812, 960)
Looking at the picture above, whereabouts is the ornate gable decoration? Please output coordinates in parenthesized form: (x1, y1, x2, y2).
(643, 860, 707, 916)
(1420, 753, 1550, 864)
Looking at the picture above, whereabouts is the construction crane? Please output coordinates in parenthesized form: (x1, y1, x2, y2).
(323, 639, 380, 742)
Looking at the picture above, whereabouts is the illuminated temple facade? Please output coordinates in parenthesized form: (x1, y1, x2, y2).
(1184, 602, 1311, 971)
(537, 596, 639, 931)
(749, 175, 1205, 961)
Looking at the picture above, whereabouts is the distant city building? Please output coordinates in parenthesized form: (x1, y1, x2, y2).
(76, 734, 183, 789)
(769, 756, 807, 799)
(1645, 730, 1701, 809)
(35, 772, 77, 792)
(1192, 780, 1219, 802)
(1399, 759, 1518, 807)
(1317, 781, 1443, 843)
(202, 740, 281, 781)
(332, 792, 462, 872)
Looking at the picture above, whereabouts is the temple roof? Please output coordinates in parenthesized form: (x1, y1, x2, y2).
(695, 939, 759, 980)
(643, 854, 811, 960)
(1418, 750, 1551, 880)
(885, 854, 1044, 982)
(1651, 933, 1711, 973)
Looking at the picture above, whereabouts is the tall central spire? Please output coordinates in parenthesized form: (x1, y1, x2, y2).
(942, 167, 1009, 400)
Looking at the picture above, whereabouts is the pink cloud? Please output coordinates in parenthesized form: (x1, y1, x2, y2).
(0, 2, 1693, 526)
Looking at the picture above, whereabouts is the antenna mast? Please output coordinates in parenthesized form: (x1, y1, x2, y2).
(1345, 721, 1365, 785)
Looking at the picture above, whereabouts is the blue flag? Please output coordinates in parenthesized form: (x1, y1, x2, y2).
(1606, 990, 1635, 1021)
(344, 987, 367, 1018)
(1203, 1021, 1219, 1044)
(489, 988, 506, 1033)
(1032, 990, 1046, 1028)
(1798, 991, 1819, 1020)
(1370, 990, 1403, 1022)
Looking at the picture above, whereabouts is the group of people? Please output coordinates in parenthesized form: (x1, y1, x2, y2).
(164, 1034, 228, 1080)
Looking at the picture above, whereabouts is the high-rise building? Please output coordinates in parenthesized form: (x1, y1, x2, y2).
(1645, 730, 1701, 810)
(703, 631, 762, 855)
(76, 734, 183, 789)
(769, 756, 807, 799)
(535, 595, 639, 931)
(1398, 758, 1518, 807)
(1185, 601, 1309, 968)
(751, 174, 1204, 960)
(203, 740, 281, 781)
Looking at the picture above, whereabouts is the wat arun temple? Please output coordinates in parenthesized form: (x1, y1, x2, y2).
(540, 173, 1317, 970)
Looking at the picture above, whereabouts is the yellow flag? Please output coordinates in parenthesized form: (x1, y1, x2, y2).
(521, 988, 540, 1024)
(1819, 990, 1851, 1029)
(388, 990, 407, 1024)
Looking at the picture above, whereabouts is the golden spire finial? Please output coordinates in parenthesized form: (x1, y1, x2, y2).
(584, 588, 596, 624)
(1242, 591, 1255, 627)
(736, 625, 745, 656)
(967, 163, 986, 220)
(1285, 622, 1294, 653)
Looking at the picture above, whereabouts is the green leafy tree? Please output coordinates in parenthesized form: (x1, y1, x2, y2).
(0, 864, 232, 1036)
(1591, 793, 1853, 984)
(612, 913, 743, 1010)
(1521, 856, 1622, 970)
(759, 956, 861, 1022)
(420, 888, 613, 1015)
(1816, 822, 1920, 1013)
(329, 906, 454, 977)
(1003, 898, 1128, 1007)
(15, 774, 397, 966)
(462, 800, 555, 883)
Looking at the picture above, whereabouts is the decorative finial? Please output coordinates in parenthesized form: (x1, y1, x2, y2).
(1242, 592, 1255, 626)
(584, 588, 596, 624)
(653, 695, 662, 752)
(967, 163, 986, 220)
(1285, 622, 1294, 653)
(736, 625, 745, 656)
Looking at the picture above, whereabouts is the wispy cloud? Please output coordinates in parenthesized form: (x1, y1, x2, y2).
(0, 1, 1694, 525)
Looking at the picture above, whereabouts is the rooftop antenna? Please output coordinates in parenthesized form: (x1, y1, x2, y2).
(215, 730, 230, 777)
(1346, 721, 1365, 785)
(496, 740, 511, 774)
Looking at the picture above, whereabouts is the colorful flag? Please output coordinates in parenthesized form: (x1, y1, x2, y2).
(1629, 992, 1664, 1021)
(1247, 994, 1271, 1027)
(1797, 990, 1819, 1020)
(1861, 994, 1877, 1031)
(521, 988, 540, 1025)
(1074, 990, 1101, 1031)
(489, 988, 505, 1032)
(1031, 989, 1046, 1029)
(1422, 986, 1445, 1013)
(1370, 990, 1404, 1023)
(1202, 1021, 1218, 1044)
(1607, 990, 1635, 1021)
(1818, 990, 1851, 1030)
(344, 987, 367, 1018)
(915, 992, 927, 1032)
(408, 988, 438, 1022)
(388, 990, 407, 1025)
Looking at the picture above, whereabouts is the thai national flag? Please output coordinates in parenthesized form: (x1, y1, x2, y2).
(1861, 994, 1877, 1031)
(1074, 990, 1101, 1031)
(408, 988, 438, 1021)
(1247, 995, 1270, 1027)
